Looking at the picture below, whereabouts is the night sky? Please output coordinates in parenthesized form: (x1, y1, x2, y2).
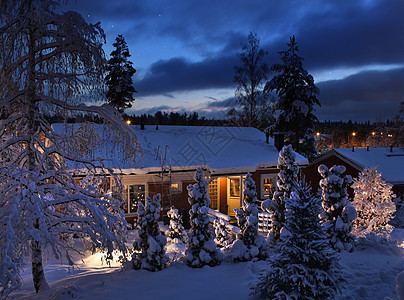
(69, 0, 404, 122)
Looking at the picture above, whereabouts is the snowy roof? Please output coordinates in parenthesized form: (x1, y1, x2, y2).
(333, 147, 404, 184)
(54, 124, 308, 175)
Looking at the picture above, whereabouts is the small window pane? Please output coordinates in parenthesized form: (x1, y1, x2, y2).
(230, 177, 241, 197)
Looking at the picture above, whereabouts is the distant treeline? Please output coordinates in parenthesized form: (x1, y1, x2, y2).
(47, 110, 403, 148)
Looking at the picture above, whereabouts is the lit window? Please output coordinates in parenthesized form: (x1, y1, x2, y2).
(229, 177, 241, 198)
(123, 184, 145, 214)
(261, 174, 277, 199)
(170, 183, 181, 193)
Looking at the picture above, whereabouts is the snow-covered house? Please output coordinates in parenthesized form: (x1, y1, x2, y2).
(56, 124, 308, 222)
(303, 147, 404, 199)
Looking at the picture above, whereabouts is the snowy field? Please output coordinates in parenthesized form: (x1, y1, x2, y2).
(9, 229, 404, 300)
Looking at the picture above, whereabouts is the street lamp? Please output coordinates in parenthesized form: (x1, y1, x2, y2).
(126, 120, 131, 125)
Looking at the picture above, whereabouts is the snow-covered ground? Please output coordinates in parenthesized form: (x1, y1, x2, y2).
(9, 229, 404, 300)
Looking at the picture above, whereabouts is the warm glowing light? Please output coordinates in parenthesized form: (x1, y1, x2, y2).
(316, 132, 320, 136)
(126, 120, 131, 125)
(352, 132, 356, 137)
(372, 131, 376, 136)
(388, 134, 393, 138)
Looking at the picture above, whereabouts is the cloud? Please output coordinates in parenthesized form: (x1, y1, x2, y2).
(206, 97, 237, 108)
(134, 55, 237, 97)
(291, 0, 404, 70)
(316, 67, 404, 121)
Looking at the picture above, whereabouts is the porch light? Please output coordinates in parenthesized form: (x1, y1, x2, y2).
(352, 132, 356, 137)
(371, 132, 376, 136)
(316, 132, 320, 136)
(126, 120, 131, 125)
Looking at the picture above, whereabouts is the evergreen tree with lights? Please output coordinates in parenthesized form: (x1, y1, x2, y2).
(318, 164, 357, 252)
(252, 183, 345, 299)
(352, 167, 396, 237)
(265, 36, 320, 160)
(261, 145, 299, 243)
(185, 167, 222, 267)
(132, 194, 168, 271)
(106, 34, 137, 113)
(230, 173, 267, 261)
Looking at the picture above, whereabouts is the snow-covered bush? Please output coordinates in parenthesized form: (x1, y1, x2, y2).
(213, 218, 234, 248)
(318, 164, 357, 252)
(252, 183, 345, 299)
(166, 207, 188, 244)
(132, 194, 168, 271)
(352, 167, 396, 237)
(229, 173, 266, 261)
(261, 145, 298, 243)
(185, 167, 222, 267)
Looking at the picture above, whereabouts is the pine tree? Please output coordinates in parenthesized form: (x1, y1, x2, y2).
(185, 167, 222, 267)
(105, 34, 137, 113)
(132, 194, 168, 271)
(166, 206, 188, 244)
(318, 164, 357, 252)
(352, 167, 396, 237)
(213, 217, 234, 248)
(252, 183, 345, 299)
(261, 145, 299, 243)
(0, 1, 141, 295)
(232, 32, 273, 129)
(266, 36, 320, 160)
(230, 173, 267, 261)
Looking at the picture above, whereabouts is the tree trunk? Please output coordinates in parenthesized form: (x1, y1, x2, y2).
(31, 238, 50, 293)
(27, 17, 50, 293)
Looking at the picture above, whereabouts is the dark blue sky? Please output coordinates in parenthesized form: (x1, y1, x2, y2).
(70, 0, 404, 122)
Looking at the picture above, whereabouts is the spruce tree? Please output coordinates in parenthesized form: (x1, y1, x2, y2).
(166, 207, 188, 244)
(252, 183, 345, 299)
(266, 36, 320, 160)
(132, 194, 168, 271)
(352, 167, 396, 237)
(318, 164, 357, 252)
(185, 167, 222, 267)
(106, 34, 137, 113)
(261, 145, 299, 243)
(230, 173, 267, 261)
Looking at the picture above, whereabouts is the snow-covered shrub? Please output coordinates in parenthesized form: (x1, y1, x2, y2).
(229, 173, 267, 261)
(352, 167, 396, 237)
(252, 183, 345, 299)
(166, 207, 188, 244)
(318, 164, 357, 252)
(213, 218, 234, 248)
(185, 167, 222, 267)
(132, 194, 168, 271)
(261, 145, 298, 243)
